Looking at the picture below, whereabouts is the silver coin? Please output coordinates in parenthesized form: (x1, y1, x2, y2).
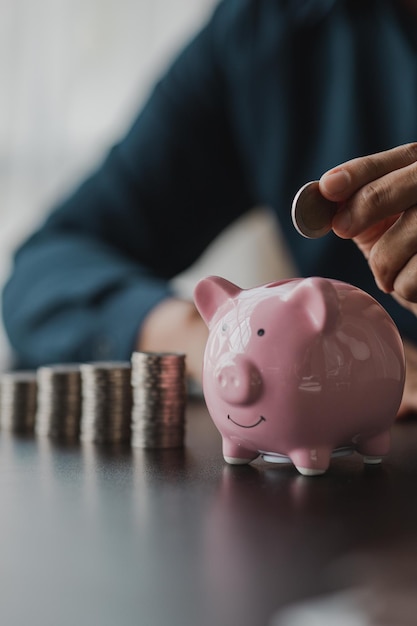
(0, 371, 38, 432)
(130, 351, 186, 449)
(291, 180, 338, 239)
(80, 361, 132, 443)
(35, 364, 82, 439)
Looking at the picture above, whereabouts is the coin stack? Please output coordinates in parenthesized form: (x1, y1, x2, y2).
(131, 351, 186, 449)
(36, 364, 82, 439)
(0, 371, 38, 432)
(80, 362, 132, 443)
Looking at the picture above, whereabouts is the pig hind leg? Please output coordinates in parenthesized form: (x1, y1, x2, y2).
(355, 430, 391, 465)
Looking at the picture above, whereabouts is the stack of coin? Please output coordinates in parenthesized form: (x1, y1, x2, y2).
(36, 364, 82, 439)
(131, 351, 186, 449)
(0, 371, 38, 432)
(80, 362, 132, 443)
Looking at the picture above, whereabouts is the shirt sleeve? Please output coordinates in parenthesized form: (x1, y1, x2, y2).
(2, 1, 255, 368)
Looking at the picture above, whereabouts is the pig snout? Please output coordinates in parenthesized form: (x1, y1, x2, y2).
(214, 355, 262, 405)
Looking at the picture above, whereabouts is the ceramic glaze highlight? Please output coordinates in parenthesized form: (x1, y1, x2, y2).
(194, 276, 405, 476)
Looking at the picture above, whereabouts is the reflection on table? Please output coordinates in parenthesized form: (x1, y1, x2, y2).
(0, 399, 416, 626)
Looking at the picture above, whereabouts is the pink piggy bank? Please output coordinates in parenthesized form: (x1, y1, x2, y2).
(194, 276, 405, 476)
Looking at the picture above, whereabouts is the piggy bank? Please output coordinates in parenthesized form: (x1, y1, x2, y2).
(194, 276, 405, 476)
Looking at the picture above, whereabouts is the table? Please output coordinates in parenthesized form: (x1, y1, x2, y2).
(0, 399, 416, 625)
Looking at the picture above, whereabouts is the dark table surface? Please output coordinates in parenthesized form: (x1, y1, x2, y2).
(1, 399, 417, 625)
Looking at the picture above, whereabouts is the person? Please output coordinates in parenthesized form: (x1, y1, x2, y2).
(3, 0, 417, 415)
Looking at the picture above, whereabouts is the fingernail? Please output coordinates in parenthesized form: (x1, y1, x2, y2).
(321, 170, 351, 197)
(333, 208, 351, 234)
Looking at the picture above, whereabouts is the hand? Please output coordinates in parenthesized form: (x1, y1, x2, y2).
(319, 145, 417, 417)
(137, 298, 208, 385)
(319, 143, 417, 313)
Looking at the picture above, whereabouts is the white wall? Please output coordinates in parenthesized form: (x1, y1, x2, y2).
(0, 0, 295, 369)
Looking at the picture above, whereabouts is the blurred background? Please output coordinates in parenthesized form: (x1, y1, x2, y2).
(0, 0, 295, 371)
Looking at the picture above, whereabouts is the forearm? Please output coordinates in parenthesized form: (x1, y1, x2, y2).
(3, 231, 173, 367)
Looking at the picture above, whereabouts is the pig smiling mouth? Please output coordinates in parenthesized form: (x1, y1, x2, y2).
(227, 415, 266, 429)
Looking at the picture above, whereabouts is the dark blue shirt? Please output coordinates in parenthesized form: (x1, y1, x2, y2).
(3, 0, 417, 367)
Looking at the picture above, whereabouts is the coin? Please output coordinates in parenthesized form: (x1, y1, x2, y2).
(80, 361, 132, 443)
(291, 180, 338, 238)
(36, 364, 82, 439)
(131, 352, 186, 449)
(0, 371, 37, 432)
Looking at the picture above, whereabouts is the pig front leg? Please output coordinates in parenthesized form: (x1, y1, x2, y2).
(355, 430, 391, 465)
(222, 438, 259, 465)
(289, 446, 331, 476)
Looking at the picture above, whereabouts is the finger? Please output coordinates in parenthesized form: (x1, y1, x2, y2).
(403, 339, 417, 368)
(393, 253, 417, 302)
(391, 291, 417, 318)
(367, 206, 417, 293)
(331, 161, 417, 238)
(319, 142, 417, 202)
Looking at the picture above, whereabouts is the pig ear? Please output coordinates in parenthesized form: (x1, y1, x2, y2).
(193, 276, 241, 326)
(287, 277, 340, 333)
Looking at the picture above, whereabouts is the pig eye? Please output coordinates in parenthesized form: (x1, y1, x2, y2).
(222, 323, 228, 332)
(257, 328, 265, 336)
